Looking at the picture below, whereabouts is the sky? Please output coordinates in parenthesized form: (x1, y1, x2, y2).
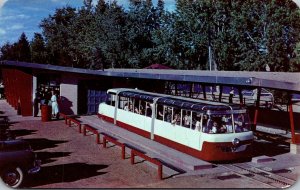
(0, 0, 175, 46)
(0, 0, 299, 46)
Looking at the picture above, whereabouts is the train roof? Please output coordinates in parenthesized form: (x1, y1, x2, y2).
(108, 88, 246, 113)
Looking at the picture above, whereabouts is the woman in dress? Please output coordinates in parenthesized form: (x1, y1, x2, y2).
(50, 90, 59, 118)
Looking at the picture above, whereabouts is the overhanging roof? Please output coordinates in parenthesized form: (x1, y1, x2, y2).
(1, 60, 300, 92)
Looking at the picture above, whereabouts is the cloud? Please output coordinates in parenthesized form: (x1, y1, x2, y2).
(0, 0, 8, 9)
(7, 24, 24, 30)
(1, 14, 30, 21)
(0, 28, 6, 35)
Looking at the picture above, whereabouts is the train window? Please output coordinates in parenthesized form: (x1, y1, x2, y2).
(182, 110, 192, 128)
(137, 100, 145, 115)
(118, 96, 128, 109)
(158, 106, 173, 123)
(171, 108, 181, 125)
(107, 93, 116, 106)
(145, 102, 152, 117)
(191, 112, 201, 130)
(194, 113, 202, 131)
(222, 115, 233, 133)
(233, 113, 251, 132)
(156, 104, 164, 120)
(202, 115, 232, 134)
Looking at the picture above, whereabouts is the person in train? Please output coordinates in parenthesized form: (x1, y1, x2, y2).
(171, 113, 181, 125)
(165, 108, 172, 122)
(183, 111, 192, 128)
(195, 115, 202, 131)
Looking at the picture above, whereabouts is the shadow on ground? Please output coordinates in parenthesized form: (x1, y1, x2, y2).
(23, 163, 108, 187)
(36, 151, 72, 165)
(11, 129, 37, 137)
(252, 140, 290, 157)
(24, 138, 68, 151)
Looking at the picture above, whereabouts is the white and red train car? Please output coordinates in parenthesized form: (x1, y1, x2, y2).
(98, 88, 253, 161)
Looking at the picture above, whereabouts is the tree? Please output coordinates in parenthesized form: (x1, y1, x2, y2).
(17, 33, 31, 62)
(31, 33, 48, 64)
(231, 0, 300, 71)
(40, 6, 77, 66)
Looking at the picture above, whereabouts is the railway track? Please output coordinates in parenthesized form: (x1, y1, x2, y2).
(219, 163, 296, 188)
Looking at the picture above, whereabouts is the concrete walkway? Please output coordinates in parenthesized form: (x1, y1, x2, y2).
(78, 115, 215, 175)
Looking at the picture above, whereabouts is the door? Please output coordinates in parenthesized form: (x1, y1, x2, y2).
(87, 89, 107, 114)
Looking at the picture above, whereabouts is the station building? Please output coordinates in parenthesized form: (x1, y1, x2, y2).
(1, 60, 300, 149)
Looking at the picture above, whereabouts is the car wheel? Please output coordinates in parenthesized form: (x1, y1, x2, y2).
(1, 167, 24, 188)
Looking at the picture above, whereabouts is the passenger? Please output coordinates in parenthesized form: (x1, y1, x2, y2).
(210, 121, 218, 133)
(124, 103, 129, 111)
(183, 112, 192, 127)
(138, 105, 144, 115)
(234, 114, 244, 127)
(219, 125, 227, 133)
(195, 115, 201, 131)
(172, 113, 180, 125)
(165, 109, 172, 122)
(134, 106, 140, 114)
(145, 102, 152, 117)
(128, 104, 133, 112)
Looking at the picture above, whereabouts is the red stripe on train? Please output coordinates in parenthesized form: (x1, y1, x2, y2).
(97, 114, 252, 161)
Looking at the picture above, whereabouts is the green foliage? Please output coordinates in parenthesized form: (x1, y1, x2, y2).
(31, 33, 48, 64)
(1, 0, 300, 72)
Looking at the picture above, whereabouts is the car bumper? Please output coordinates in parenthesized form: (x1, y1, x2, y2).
(27, 159, 41, 174)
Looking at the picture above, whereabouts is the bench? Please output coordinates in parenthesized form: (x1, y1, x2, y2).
(131, 149, 163, 180)
(68, 117, 82, 133)
(83, 124, 101, 144)
(102, 134, 126, 159)
(59, 113, 68, 124)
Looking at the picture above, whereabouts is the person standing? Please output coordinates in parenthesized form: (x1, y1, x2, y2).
(33, 89, 41, 117)
(50, 90, 59, 119)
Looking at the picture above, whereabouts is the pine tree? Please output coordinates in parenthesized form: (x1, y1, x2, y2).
(17, 33, 31, 62)
(31, 33, 48, 64)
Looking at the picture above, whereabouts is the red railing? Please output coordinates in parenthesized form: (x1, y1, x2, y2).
(131, 149, 163, 180)
(83, 124, 101, 144)
(103, 135, 126, 159)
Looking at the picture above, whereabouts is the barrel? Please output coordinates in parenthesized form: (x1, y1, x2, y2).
(41, 105, 52, 122)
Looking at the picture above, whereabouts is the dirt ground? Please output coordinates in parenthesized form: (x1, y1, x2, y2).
(1, 118, 282, 189)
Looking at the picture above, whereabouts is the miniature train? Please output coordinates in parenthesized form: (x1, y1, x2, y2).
(98, 88, 253, 161)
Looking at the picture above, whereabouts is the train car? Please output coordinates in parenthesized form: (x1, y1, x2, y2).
(98, 88, 253, 161)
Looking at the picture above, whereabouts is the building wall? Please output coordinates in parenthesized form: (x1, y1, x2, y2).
(59, 76, 78, 115)
(1, 68, 33, 116)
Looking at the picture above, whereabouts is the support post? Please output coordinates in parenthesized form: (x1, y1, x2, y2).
(218, 85, 223, 102)
(238, 88, 243, 105)
(202, 84, 206, 100)
(289, 95, 296, 144)
(253, 88, 261, 132)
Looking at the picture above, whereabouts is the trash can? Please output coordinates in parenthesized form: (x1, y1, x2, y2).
(41, 105, 52, 122)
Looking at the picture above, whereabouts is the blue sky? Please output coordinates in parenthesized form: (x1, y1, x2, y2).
(0, 0, 176, 46)
(0, 0, 299, 46)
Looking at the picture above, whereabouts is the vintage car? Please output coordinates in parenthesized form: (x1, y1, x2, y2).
(0, 117, 41, 188)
